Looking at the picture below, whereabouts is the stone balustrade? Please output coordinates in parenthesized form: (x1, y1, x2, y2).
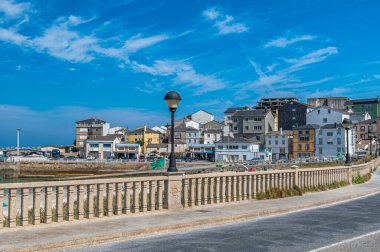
(1, 157, 379, 229)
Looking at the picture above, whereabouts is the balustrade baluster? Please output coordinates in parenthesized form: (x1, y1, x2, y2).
(77, 185, 84, 220)
(116, 183, 122, 215)
(125, 182, 132, 213)
(149, 181, 157, 211)
(196, 178, 202, 206)
(133, 182, 140, 213)
(215, 177, 220, 204)
(220, 177, 226, 203)
(33, 187, 41, 224)
(157, 180, 163, 210)
(209, 177, 214, 204)
(97, 184, 104, 218)
(8, 188, 17, 227)
(56, 186, 63, 222)
(21, 188, 29, 226)
(0, 189, 3, 228)
(225, 176, 231, 202)
(45, 187, 53, 223)
(141, 181, 148, 212)
(87, 184, 94, 219)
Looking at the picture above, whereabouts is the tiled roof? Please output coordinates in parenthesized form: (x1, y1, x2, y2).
(215, 136, 257, 144)
(147, 143, 168, 148)
(86, 135, 118, 142)
(76, 118, 107, 124)
(224, 107, 249, 114)
(266, 130, 293, 136)
(293, 124, 320, 130)
(355, 119, 377, 125)
(345, 98, 380, 105)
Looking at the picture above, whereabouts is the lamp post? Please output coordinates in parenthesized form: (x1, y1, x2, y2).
(164, 91, 181, 172)
(342, 118, 353, 165)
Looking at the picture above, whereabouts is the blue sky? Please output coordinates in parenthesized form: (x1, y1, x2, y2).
(0, 0, 379, 147)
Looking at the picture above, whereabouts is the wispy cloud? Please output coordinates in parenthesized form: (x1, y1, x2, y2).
(264, 34, 317, 48)
(124, 34, 170, 53)
(132, 59, 226, 95)
(0, 0, 30, 18)
(0, 27, 28, 45)
(203, 7, 248, 35)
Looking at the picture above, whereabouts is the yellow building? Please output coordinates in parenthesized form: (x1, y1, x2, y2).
(292, 124, 318, 160)
(129, 125, 160, 153)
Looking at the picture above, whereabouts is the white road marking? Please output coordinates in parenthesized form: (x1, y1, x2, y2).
(308, 229, 380, 252)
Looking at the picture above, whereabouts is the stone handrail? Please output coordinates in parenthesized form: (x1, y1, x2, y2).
(1, 157, 379, 229)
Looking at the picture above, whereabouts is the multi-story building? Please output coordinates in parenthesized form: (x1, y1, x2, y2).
(186, 127, 200, 145)
(292, 124, 318, 159)
(354, 119, 377, 142)
(84, 135, 119, 160)
(349, 111, 371, 124)
(215, 137, 260, 162)
(75, 118, 110, 148)
(315, 123, 355, 160)
(255, 98, 298, 131)
(306, 107, 350, 126)
(231, 109, 275, 146)
(128, 125, 160, 153)
(114, 143, 141, 159)
(224, 107, 248, 126)
(307, 97, 349, 110)
(278, 100, 313, 130)
(265, 130, 293, 160)
(189, 110, 214, 124)
(203, 129, 223, 144)
(345, 98, 380, 119)
(188, 144, 215, 161)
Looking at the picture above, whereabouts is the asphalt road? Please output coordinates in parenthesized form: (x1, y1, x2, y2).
(68, 192, 380, 252)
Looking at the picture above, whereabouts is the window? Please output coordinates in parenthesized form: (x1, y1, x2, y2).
(254, 117, 262, 121)
(337, 138, 341, 145)
(328, 109, 331, 114)
(207, 134, 210, 138)
(323, 118, 327, 123)
(337, 147, 341, 153)
(298, 144, 302, 151)
(234, 127, 238, 130)
(282, 140, 285, 145)
(360, 126, 365, 131)
(254, 126, 262, 130)
(256, 135, 260, 141)
(299, 136, 309, 141)
(327, 132, 333, 136)
(327, 141, 333, 145)
(319, 129, 323, 135)
(292, 117, 296, 120)
(242, 145, 248, 150)
(193, 133, 196, 137)
(227, 116, 232, 120)
(79, 128, 88, 132)
(292, 108, 296, 112)
(299, 130, 302, 134)
(319, 138, 323, 144)
(319, 147, 323, 155)
(218, 145, 223, 150)
(306, 144, 310, 150)
(245, 118, 249, 121)
(275, 140, 278, 145)
(268, 140, 272, 145)
(318, 110, 320, 114)
(337, 128, 341, 135)
(245, 126, 249, 130)
(90, 144, 99, 148)
(305, 130, 309, 134)
(233, 118, 238, 122)
(369, 126, 373, 132)
(103, 144, 111, 148)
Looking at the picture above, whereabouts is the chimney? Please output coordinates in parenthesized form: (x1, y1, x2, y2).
(280, 128, 283, 136)
(144, 124, 147, 132)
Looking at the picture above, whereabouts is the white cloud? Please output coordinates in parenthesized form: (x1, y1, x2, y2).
(132, 59, 226, 95)
(264, 34, 317, 48)
(124, 34, 170, 53)
(284, 46, 338, 72)
(0, 27, 28, 45)
(203, 7, 248, 35)
(0, 0, 30, 18)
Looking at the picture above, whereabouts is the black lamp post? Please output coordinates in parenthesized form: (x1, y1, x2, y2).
(164, 91, 181, 172)
(342, 118, 353, 165)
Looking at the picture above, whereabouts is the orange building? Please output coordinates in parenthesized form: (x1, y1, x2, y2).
(292, 124, 319, 159)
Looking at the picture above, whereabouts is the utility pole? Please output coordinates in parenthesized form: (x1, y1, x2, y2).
(17, 128, 21, 156)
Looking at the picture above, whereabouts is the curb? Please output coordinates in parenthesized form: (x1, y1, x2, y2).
(7, 186, 380, 252)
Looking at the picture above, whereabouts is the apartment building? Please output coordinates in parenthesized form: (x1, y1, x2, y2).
(306, 107, 350, 126)
(75, 118, 110, 148)
(307, 97, 349, 109)
(215, 137, 260, 162)
(292, 124, 319, 159)
(231, 109, 275, 146)
(84, 135, 119, 160)
(129, 125, 160, 153)
(345, 98, 380, 119)
(265, 130, 293, 160)
(278, 100, 313, 130)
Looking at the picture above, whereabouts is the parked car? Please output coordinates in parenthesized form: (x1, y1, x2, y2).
(87, 156, 96, 160)
(184, 156, 192, 162)
(147, 156, 157, 162)
(64, 156, 77, 161)
(176, 157, 184, 162)
(139, 155, 145, 162)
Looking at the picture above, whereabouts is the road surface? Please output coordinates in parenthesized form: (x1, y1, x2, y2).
(68, 192, 380, 252)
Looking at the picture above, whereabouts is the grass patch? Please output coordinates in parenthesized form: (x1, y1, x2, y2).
(352, 173, 371, 184)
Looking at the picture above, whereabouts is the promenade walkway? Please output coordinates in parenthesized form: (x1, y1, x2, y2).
(1, 169, 380, 252)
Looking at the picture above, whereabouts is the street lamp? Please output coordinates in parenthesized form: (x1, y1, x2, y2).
(342, 118, 353, 165)
(164, 91, 181, 172)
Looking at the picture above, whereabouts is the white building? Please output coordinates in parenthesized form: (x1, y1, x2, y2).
(114, 143, 141, 159)
(306, 107, 350, 126)
(349, 111, 371, 124)
(84, 135, 119, 160)
(190, 110, 214, 125)
(203, 129, 222, 144)
(265, 130, 293, 160)
(315, 123, 355, 160)
(215, 137, 259, 162)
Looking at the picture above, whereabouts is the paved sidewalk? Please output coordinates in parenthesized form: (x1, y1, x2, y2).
(1, 170, 380, 252)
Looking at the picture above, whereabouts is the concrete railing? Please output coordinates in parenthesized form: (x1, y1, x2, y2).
(1, 157, 379, 229)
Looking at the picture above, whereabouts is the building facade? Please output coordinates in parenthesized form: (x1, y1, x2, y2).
(114, 143, 141, 159)
(354, 119, 377, 142)
(349, 111, 371, 124)
(129, 126, 160, 153)
(231, 109, 275, 145)
(315, 124, 355, 160)
(188, 144, 215, 161)
(307, 97, 349, 109)
(345, 98, 380, 119)
(278, 100, 313, 130)
(292, 125, 318, 159)
(306, 107, 350, 126)
(75, 118, 110, 148)
(190, 110, 214, 124)
(84, 135, 119, 160)
(186, 127, 201, 144)
(265, 130, 293, 160)
(215, 137, 260, 162)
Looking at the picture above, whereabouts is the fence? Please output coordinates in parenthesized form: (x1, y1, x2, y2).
(1, 157, 379, 229)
